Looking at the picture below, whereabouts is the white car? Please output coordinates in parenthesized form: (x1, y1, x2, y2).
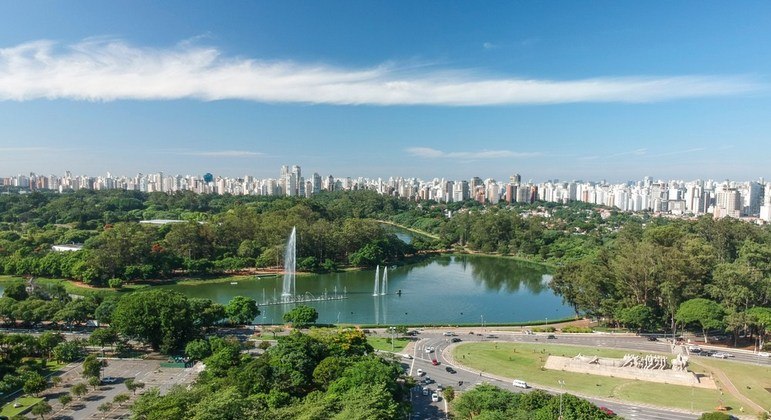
(431, 393, 440, 402)
(711, 352, 731, 359)
(416, 369, 424, 376)
(403, 353, 413, 359)
(425, 346, 434, 353)
(758, 351, 770, 358)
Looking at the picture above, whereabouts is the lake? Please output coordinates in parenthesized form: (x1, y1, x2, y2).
(162, 254, 574, 325)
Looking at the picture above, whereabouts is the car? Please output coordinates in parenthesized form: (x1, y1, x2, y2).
(599, 406, 616, 417)
(688, 346, 702, 353)
(422, 387, 429, 396)
(485, 334, 498, 339)
(700, 350, 714, 357)
(758, 351, 770, 358)
(423, 377, 433, 385)
(102, 376, 117, 383)
(402, 353, 413, 359)
(425, 347, 434, 353)
(512, 379, 528, 389)
(431, 359, 439, 366)
(416, 369, 424, 376)
(445, 367, 456, 374)
(711, 352, 731, 359)
(431, 393, 439, 402)
(647, 336, 658, 341)
(547, 334, 556, 339)
(451, 337, 462, 343)
(437, 383, 443, 391)
(443, 332, 456, 336)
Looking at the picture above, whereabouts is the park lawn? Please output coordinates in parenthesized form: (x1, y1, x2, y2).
(0, 396, 44, 417)
(454, 342, 747, 415)
(0, 275, 130, 296)
(367, 336, 410, 353)
(693, 357, 771, 413)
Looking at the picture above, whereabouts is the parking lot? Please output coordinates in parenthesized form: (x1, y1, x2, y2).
(42, 358, 200, 419)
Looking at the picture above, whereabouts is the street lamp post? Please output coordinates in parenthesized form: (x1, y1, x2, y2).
(558, 380, 565, 420)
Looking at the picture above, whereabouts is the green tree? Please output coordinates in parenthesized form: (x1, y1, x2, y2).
(97, 402, 113, 416)
(52, 339, 86, 362)
(90, 327, 119, 353)
(82, 354, 104, 379)
(30, 401, 52, 419)
(225, 296, 260, 325)
(616, 305, 657, 332)
(72, 382, 88, 400)
(282, 305, 319, 328)
(111, 289, 195, 353)
(37, 331, 65, 363)
(443, 385, 455, 402)
(23, 372, 48, 396)
(89, 376, 102, 390)
(185, 338, 212, 361)
(113, 393, 130, 407)
(58, 393, 73, 408)
(676, 298, 725, 343)
(3, 281, 28, 300)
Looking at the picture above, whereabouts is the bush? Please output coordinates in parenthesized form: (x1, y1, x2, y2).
(561, 326, 593, 333)
(258, 340, 271, 350)
(531, 327, 556, 333)
(108, 278, 123, 289)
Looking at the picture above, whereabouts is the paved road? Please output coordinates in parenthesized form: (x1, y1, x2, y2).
(404, 330, 726, 420)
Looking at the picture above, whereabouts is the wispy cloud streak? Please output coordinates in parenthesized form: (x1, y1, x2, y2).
(0, 38, 761, 106)
(407, 147, 539, 159)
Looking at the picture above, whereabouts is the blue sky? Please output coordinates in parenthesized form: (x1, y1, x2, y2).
(0, 1, 769, 182)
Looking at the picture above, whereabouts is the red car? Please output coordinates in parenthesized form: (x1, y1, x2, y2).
(431, 359, 439, 366)
(599, 407, 616, 417)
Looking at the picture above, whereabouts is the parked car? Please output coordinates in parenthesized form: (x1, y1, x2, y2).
(422, 387, 429, 396)
(416, 369, 424, 376)
(102, 376, 117, 383)
(599, 406, 616, 417)
(431, 393, 440, 402)
(512, 379, 528, 389)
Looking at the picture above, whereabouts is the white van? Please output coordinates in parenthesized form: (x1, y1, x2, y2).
(512, 379, 528, 389)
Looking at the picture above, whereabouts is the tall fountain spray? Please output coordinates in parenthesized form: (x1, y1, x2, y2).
(281, 227, 296, 300)
(381, 267, 388, 295)
(373, 265, 380, 296)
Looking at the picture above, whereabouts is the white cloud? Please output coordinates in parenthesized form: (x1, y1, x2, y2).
(482, 42, 498, 50)
(183, 150, 262, 157)
(0, 38, 762, 106)
(406, 147, 539, 159)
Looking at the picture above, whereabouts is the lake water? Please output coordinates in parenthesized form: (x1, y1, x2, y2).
(162, 254, 574, 325)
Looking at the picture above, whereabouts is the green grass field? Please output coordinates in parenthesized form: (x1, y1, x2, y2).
(453, 342, 750, 415)
(367, 336, 410, 352)
(0, 397, 44, 417)
(694, 357, 771, 414)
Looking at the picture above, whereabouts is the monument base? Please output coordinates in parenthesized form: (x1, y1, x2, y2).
(544, 355, 716, 389)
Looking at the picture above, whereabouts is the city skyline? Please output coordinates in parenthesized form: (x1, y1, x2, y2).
(4, 164, 771, 222)
(1, 2, 770, 181)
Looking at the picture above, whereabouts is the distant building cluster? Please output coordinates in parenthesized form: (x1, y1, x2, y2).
(3, 167, 771, 222)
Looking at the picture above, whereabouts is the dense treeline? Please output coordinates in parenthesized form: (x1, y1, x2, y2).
(550, 216, 771, 344)
(452, 383, 614, 419)
(0, 190, 415, 285)
(132, 329, 410, 420)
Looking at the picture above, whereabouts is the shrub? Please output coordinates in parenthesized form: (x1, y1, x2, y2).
(561, 326, 593, 333)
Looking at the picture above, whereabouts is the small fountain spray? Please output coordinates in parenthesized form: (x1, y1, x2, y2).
(373, 265, 380, 296)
